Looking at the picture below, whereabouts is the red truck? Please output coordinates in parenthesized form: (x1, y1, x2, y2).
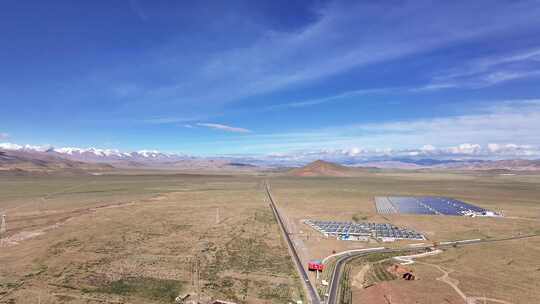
(308, 260, 324, 271)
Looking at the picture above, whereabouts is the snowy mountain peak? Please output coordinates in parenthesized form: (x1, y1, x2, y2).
(0, 143, 51, 152)
(0, 142, 185, 162)
(137, 150, 162, 158)
(53, 147, 124, 157)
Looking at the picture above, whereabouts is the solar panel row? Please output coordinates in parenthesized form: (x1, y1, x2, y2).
(304, 220, 425, 240)
(374, 196, 494, 216)
(389, 196, 434, 214)
(374, 197, 397, 214)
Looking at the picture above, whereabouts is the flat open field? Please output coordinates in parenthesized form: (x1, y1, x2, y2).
(269, 171, 540, 303)
(2, 170, 539, 304)
(0, 173, 303, 304)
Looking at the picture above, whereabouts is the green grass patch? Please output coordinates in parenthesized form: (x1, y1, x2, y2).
(93, 277, 183, 302)
(254, 209, 275, 224)
(352, 250, 421, 264)
(48, 238, 82, 255)
(257, 283, 292, 303)
(338, 265, 353, 304)
(366, 262, 396, 284)
(352, 213, 369, 222)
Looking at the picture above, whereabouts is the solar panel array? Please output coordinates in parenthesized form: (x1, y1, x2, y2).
(304, 220, 425, 241)
(375, 196, 494, 216)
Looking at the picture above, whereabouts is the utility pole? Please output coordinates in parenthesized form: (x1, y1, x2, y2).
(0, 214, 6, 246)
(196, 257, 200, 304)
(0, 214, 6, 233)
(215, 207, 220, 225)
(189, 257, 194, 288)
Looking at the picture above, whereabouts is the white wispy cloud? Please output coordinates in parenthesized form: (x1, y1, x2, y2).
(264, 87, 397, 111)
(196, 123, 251, 133)
(0, 142, 20, 150)
(331, 99, 540, 147)
(481, 70, 540, 86)
(421, 47, 540, 90)
(125, 1, 540, 107)
(215, 99, 540, 153)
(0, 133, 9, 140)
(264, 142, 540, 164)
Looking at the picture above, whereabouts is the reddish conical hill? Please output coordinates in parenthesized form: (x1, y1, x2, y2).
(289, 160, 352, 177)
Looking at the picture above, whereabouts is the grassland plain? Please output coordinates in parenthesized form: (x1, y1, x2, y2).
(0, 173, 303, 304)
(269, 171, 540, 304)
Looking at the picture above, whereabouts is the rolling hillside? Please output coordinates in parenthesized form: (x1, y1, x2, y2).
(0, 149, 113, 174)
(289, 160, 356, 177)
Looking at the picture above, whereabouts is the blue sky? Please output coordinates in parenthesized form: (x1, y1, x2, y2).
(2, 1, 540, 157)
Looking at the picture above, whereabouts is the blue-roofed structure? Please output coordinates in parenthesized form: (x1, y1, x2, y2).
(375, 196, 501, 217)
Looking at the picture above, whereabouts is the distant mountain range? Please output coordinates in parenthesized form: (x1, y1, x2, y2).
(50, 147, 187, 163)
(355, 158, 540, 171)
(0, 144, 260, 173)
(0, 149, 113, 174)
(0, 143, 188, 163)
(1, 143, 540, 173)
(289, 159, 540, 175)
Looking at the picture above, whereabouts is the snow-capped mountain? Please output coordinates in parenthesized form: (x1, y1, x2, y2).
(0, 143, 188, 163)
(0, 143, 267, 173)
(2, 142, 540, 171)
(0, 143, 52, 152)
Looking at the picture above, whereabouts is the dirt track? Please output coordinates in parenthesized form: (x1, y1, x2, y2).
(417, 262, 514, 304)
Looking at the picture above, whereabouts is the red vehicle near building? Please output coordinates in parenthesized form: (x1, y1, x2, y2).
(308, 260, 324, 271)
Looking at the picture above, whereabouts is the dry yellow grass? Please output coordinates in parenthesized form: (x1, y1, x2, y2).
(0, 174, 303, 304)
(2, 170, 538, 303)
(268, 171, 540, 303)
(412, 237, 540, 303)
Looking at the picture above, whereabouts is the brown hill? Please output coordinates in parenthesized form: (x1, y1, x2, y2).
(464, 159, 540, 171)
(0, 149, 113, 174)
(289, 160, 354, 177)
